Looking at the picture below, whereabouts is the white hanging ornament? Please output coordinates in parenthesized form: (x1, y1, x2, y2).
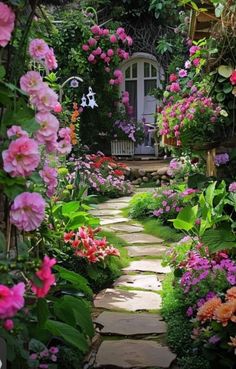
(87, 86, 98, 109)
(80, 94, 87, 107)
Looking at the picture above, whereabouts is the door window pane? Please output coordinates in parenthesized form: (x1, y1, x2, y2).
(144, 79, 157, 95)
(132, 63, 137, 78)
(144, 62, 150, 78)
(125, 80, 137, 119)
(125, 66, 131, 79)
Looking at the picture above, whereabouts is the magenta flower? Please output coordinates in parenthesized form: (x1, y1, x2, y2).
(88, 54, 95, 62)
(2, 136, 40, 177)
(82, 44, 89, 51)
(20, 71, 43, 95)
(88, 38, 97, 47)
(189, 45, 200, 56)
(178, 69, 187, 78)
(10, 192, 46, 231)
(193, 58, 200, 67)
(229, 182, 236, 193)
(0, 2, 15, 47)
(31, 256, 56, 298)
(107, 49, 114, 57)
(45, 48, 58, 71)
(91, 25, 101, 34)
(0, 283, 25, 319)
(110, 34, 117, 43)
(3, 319, 14, 331)
(29, 39, 49, 59)
(170, 82, 180, 92)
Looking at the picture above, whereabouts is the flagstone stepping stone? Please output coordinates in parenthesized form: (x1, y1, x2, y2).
(123, 260, 171, 274)
(96, 202, 128, 210)
(89, 209, 121, 217)
(94, 339, 176, 368)
(114, 274, 162, 291)
(108, 224, 144, 233)
(94, 288, 161, 311)
(100, 217, 129, 226)
(106, 197, 132, 203)
(117, 233, 164, 244)
(126, 245, 167, 258)
(94, 312, 166, 335)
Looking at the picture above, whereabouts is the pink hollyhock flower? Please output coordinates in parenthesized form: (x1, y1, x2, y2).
(20, 71, 43, 95)
(35, 112, 59, 144)
(0, 2, 15, 47)
(170, 82, 181, 92)
(88, 37, 97, 47)
(193, 58, 200, 67)
(3, 319, 14, 331)
(2, 136, 40, 177)
(189, 45, 200, 56)
(29, 39, 49, 60)
(230, 70, 236, 85)
(10, 192, 46, 231)
(45, 139, 58, 153)
(179, 69, 187, 78)
(169, 74, 178, 82)
(57, 139, 72, 155)
(110, 34, 117, 43)
(0, 283, 25, 319)
(88, 54, 95, 62)
(82, 44, 89, 51)
(59, 127, 71, 143)
(107, 49, 114, 57)
(53, 102, 62, 113)
(45, 48, 58, 71)
(31, 83, 58, 112)
(31, 256, 56, 298)
(40, 165, 58, 197)
(7, 125, 28, 139)
(91, 25, 101, 34)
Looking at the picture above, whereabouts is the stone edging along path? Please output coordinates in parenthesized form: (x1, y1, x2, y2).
(85, 195, 178, 369)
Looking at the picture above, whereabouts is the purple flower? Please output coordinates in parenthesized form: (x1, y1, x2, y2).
(186, 307, 193, 317)
(179, 69, 188, 78)
(229, 182, 236, 192)
(209, 335, 220, 345)
(215, 153, 229, 166)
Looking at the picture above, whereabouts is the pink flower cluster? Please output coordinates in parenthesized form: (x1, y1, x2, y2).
(31, 256, 56, 298)
(82, 24, 132, 84)
(64, 226, 120, 263)
(40, 165, 58, 197)
(0, 2, 15, 47)
(29, 39, 58, 71)
(109, 69, 123, 85)
(30, 346, 59, 368)
(10, 192, 46, 232)
(0, 282, 25, 320)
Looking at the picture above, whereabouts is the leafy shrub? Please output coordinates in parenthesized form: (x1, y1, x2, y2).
(128, 192, 157, 218)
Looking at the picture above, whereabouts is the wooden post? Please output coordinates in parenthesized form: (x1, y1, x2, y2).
(206, 148, 217, 177)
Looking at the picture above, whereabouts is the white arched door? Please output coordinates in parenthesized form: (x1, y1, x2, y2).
(121, 53, 162, 155)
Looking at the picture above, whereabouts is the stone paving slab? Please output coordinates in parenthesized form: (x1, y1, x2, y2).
(94, 288, 161, 311)
(117, 233, 164, 244)
(126, 245, 167, 258)
(94, 312, 166, 336)
(89, 209, 122, 217)
(94, 339, 176, 368)
(100, 217, 130, 226)
(96, 202, 128, 210)
(108, 224, 144, 233)
(105, 197, 133, 203)
(123, 260, 171, 274)
(114, 274, 162, 291)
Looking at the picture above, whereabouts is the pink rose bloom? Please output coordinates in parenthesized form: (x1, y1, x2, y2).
(104, 56, 110, 64)
(100, 52, 106, 59)
(102, 28, 109, 36)
(31, 256, 56, 298)
(170, 82, 181, 93)
(0, 2, 15, 47)
(109, 79, 115, 85)
(230, 70, 236, 85)
(179, 69, 187, 78)
(122, 52, 129, 60)
(82, 44, 89, 51)
(88, 38, 97, 47)
(53, 102, 62, 113)
(114, 69, 123, 78)
(91, 25, 101, 34)
(7, 125, 28, 139)
(189, 45, 200, 56)
(104, 67, 110, 73)
(126, 36, 133, 46)
(40, 165, 58, 197)
(107, 49, 114, 57)
(29, 39, 49, 59)
(169, 74, 178, 82)
(193, 58, 200, 67)
(94, 47, 102, 55)
(3, 319, 14, 331)
(57, 139, 72, 155)
(110, 34, 117, 43)
(2, 136, 40, 177)
(116, 27, 125, 35)
(20, 71, 43, 94)
(36, 112, 59, 144)
(10, 192, 46, 231)
(0, 283, 25, 319)
(88, 54, 95, 62)
(45, 48, 58, 71)
(31, 83, 58, 112)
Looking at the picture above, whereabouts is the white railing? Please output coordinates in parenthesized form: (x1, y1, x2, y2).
(111, 140, 135, 156)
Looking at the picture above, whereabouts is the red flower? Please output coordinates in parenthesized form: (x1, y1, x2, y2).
(64, 231, 75, 243)
(113, 169, 124, 176)
(169, 74, 178, 83)
(230, 70, 236, 85)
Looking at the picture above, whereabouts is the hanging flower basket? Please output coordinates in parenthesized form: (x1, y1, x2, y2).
(111, 140, 135, 156)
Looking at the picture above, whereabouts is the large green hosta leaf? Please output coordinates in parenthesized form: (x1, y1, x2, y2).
(202, 228, 236, 252)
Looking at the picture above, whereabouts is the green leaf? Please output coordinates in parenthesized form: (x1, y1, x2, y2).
(215, 3, 224, 17)
(36, 299, 49, 327)
(216, 92, 225, 102)
(61, 201, 81, 217)
(29, 338, 46, 353)
(0, 66, 6, 80)
(45, 320, 89, 352)
(205, 182, 216, 206)
(66, 215, 87, 230)
(202, 228, 236, 252)
(223, 83, 233, 94)
(54, 265, 92, 298)
(0, 231, 6, 253)
(171, 205, 198, 231)
(218, 65, 233, 78)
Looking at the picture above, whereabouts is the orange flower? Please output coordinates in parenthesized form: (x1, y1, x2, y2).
(70, 123, 75, 131)
(228, 336, 236, 347)
(197, 297, 222, 323)
(227, 287, 236, 300)
(213, 301, 235, 326)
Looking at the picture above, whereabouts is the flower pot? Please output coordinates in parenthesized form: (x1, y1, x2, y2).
(162, 135, 179, 147)
(111, 140, 135, 156)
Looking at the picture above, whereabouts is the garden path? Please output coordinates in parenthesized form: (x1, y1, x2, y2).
(85, 193, 178, 369)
